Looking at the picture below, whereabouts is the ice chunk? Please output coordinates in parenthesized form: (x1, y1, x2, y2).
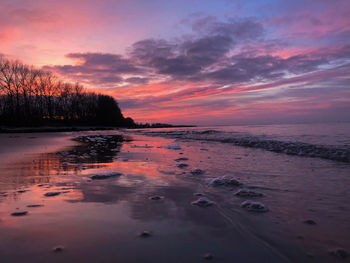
(177, 163, 189, 168)
(240, 200, 268, 212)
(139, 231, 151, 237)
(11, 211, 28, 216)
(44, 192, 61, 197)
(164, 144, 182, 150)
(90, 172, 122, 180)
(191, 197, 214, 207)
(149, 195, 164, 200)
(52, 246, 64, 253)
(206, 175, 241, 186)
(303, 219, 316, 225)
(174, 157, 189, 162)
(190, 168, 204, 175)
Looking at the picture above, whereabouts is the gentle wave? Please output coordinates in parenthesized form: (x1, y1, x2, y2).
(135, 129, 350, 163)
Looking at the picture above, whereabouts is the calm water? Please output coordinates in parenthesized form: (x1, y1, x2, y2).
(0, 123, 349, 262)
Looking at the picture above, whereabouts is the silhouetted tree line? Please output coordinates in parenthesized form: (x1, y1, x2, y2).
(0, 57, 135, 127)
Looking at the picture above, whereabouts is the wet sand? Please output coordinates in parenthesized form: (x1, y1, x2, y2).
(0, 131, 349, 262)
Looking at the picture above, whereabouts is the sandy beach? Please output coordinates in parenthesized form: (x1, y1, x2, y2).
(0, 126, 349, 263)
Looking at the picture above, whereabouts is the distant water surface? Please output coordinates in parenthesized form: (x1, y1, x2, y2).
(135, 122, 350, 163)
(141, 122, 350, 146)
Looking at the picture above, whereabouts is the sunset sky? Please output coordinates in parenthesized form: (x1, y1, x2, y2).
(1, 0, 349, 125)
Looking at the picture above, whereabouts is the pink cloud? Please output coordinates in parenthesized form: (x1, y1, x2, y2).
(266, 0, 350, 42)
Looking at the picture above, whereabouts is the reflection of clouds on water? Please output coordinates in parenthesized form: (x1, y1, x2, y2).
(68, 181, 136, 203)
(69, 174, 230, 228)
(0, 135, 124, 200)
(129, 185, 229, 228)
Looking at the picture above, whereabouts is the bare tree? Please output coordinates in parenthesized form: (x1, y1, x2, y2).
(0, 57, 134, 127)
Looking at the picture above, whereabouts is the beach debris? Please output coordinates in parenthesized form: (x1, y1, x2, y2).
(164, 144, 182, 150)
(44, 192, 61, 197)
(203, 253, 214, 260)
(90, 172, 122, 180)
(175, 157, 189, 162)
(234, 189, 263, 197)
(27, 204, 44, 208)
(200, 148, 209, 151)
(330, 248, 349, 259)
(11, 211, 28, 216)
(139, 231, 151, 237)
(122, 158, 129, 162)
(52, 246, 64, 253)
(190, 168, 204, 175)
(191, 197, 214, 207)
(240, 200, 268, 212)
(149, 195, 164, 201)
(61, 162, 69, 166)
(206, 175, 241, 186)
(177, 163, 189, 168)
(303, 219, 316, 225)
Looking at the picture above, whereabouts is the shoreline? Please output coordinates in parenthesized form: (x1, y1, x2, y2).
(0, 125, 195, 134)
(0, 126, 122, 134)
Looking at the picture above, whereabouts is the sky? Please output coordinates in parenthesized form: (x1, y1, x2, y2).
(0, 0, 349, 125)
